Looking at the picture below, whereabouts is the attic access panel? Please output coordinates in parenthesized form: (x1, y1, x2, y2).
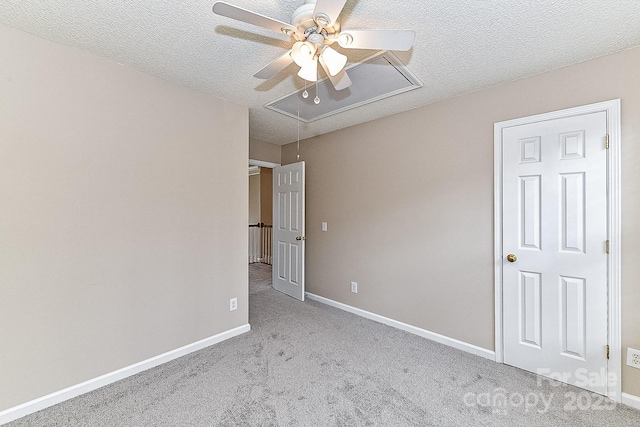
(265, 51, 422, 123)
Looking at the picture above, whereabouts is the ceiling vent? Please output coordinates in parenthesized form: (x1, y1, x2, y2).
(265, 51, 422, 123)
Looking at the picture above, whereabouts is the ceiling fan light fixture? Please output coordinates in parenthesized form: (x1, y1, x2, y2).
(212, 1, 417, 92)
(297, 57, 318, 82)
(321, 46, 347, 76)
(291, 41, 316, 67)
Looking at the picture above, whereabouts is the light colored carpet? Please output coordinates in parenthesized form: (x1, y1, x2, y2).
(7, 264, 639, 426)
(248, 262, 272, 296)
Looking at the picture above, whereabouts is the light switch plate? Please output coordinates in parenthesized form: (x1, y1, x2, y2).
(321, 222, 328, 232)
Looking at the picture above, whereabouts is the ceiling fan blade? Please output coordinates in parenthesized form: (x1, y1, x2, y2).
(312, 0, 348, 28)
(213, 2, 299, 37)
(254, 50, 294, 79)
(338, 29, 416, 51)
(319, 55, 352, 90)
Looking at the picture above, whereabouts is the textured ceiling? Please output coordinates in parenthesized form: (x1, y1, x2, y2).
(2, 1, 640, 145)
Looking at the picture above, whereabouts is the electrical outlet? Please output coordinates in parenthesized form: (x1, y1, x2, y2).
(628, 348, 640, 369)
(351, 281, 358, 294)
(321, 222, 328, 232)
(229, 297, 238, 311)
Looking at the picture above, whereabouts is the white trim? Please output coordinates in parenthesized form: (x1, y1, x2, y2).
(493, 99, 622, 401)
(0, 324, 251, 425)
(493, 117, 505, 364)
(249, 159, 280, 168)
(606, 100, 622, 402)
(621, 392, 640, 411)
(248, 165, 261, 176)
(305, 292, 495, 360)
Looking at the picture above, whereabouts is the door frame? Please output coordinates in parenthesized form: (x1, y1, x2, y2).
(249, 159, 280, 168)
(493, 99, 621, 401)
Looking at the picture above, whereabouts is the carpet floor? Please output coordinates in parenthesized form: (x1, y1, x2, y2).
(8, 264, 639, 426)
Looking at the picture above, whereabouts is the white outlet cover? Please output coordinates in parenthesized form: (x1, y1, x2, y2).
(230, 298, 238, 311)
(628, 348, 640, 369)
(351, 281, 357, 293)
(322, 222, 328, 232)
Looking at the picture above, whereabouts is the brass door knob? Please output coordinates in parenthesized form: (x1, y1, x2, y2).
(506, 254, 517, 263)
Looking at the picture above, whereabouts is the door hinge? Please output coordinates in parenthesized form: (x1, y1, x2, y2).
(606, 345, 610, 360)
(605, 134, 609, 149)
(606, 240, 610, 254)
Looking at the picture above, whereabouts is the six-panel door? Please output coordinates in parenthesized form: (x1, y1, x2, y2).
(502, 112, 608, 394)
(272, 162, 305, 301)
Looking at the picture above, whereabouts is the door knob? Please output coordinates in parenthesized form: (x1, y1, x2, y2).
(295, 236, 306, 241)
(506, 254, 517, 262)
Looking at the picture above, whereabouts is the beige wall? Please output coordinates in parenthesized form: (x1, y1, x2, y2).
(0, 24, 249, 411)
(249, 174, 261, 224)
(260, 168, 273, 226)
(283, 46, 640, 396)
(250, 137, 281, 165)
(249, 169, 273, 226)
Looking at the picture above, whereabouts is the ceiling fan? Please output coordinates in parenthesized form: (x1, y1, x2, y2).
(212, 0, 416, 92)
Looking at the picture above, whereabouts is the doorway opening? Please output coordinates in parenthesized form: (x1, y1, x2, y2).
(248, 160, 278, 266)
(248, 159, 279, 298)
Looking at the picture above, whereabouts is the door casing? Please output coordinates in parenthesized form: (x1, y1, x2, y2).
(493, 99, 621, 401)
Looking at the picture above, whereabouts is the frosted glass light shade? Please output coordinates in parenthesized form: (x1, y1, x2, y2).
(321, 47, 347, 76)
(291, 41, 316, 67)
(297, 58, 318, 82)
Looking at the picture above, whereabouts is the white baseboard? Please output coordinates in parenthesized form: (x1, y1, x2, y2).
(621, 392, 640, 411)
(0, 324, 250, 425)
(305, 292, 495, 360)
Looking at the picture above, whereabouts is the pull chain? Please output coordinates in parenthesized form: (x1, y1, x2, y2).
(314, 65, 320, 104)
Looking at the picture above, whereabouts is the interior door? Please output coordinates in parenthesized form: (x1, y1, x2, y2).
(272, 161, 305, 301)
(502, 112, 608, 394)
